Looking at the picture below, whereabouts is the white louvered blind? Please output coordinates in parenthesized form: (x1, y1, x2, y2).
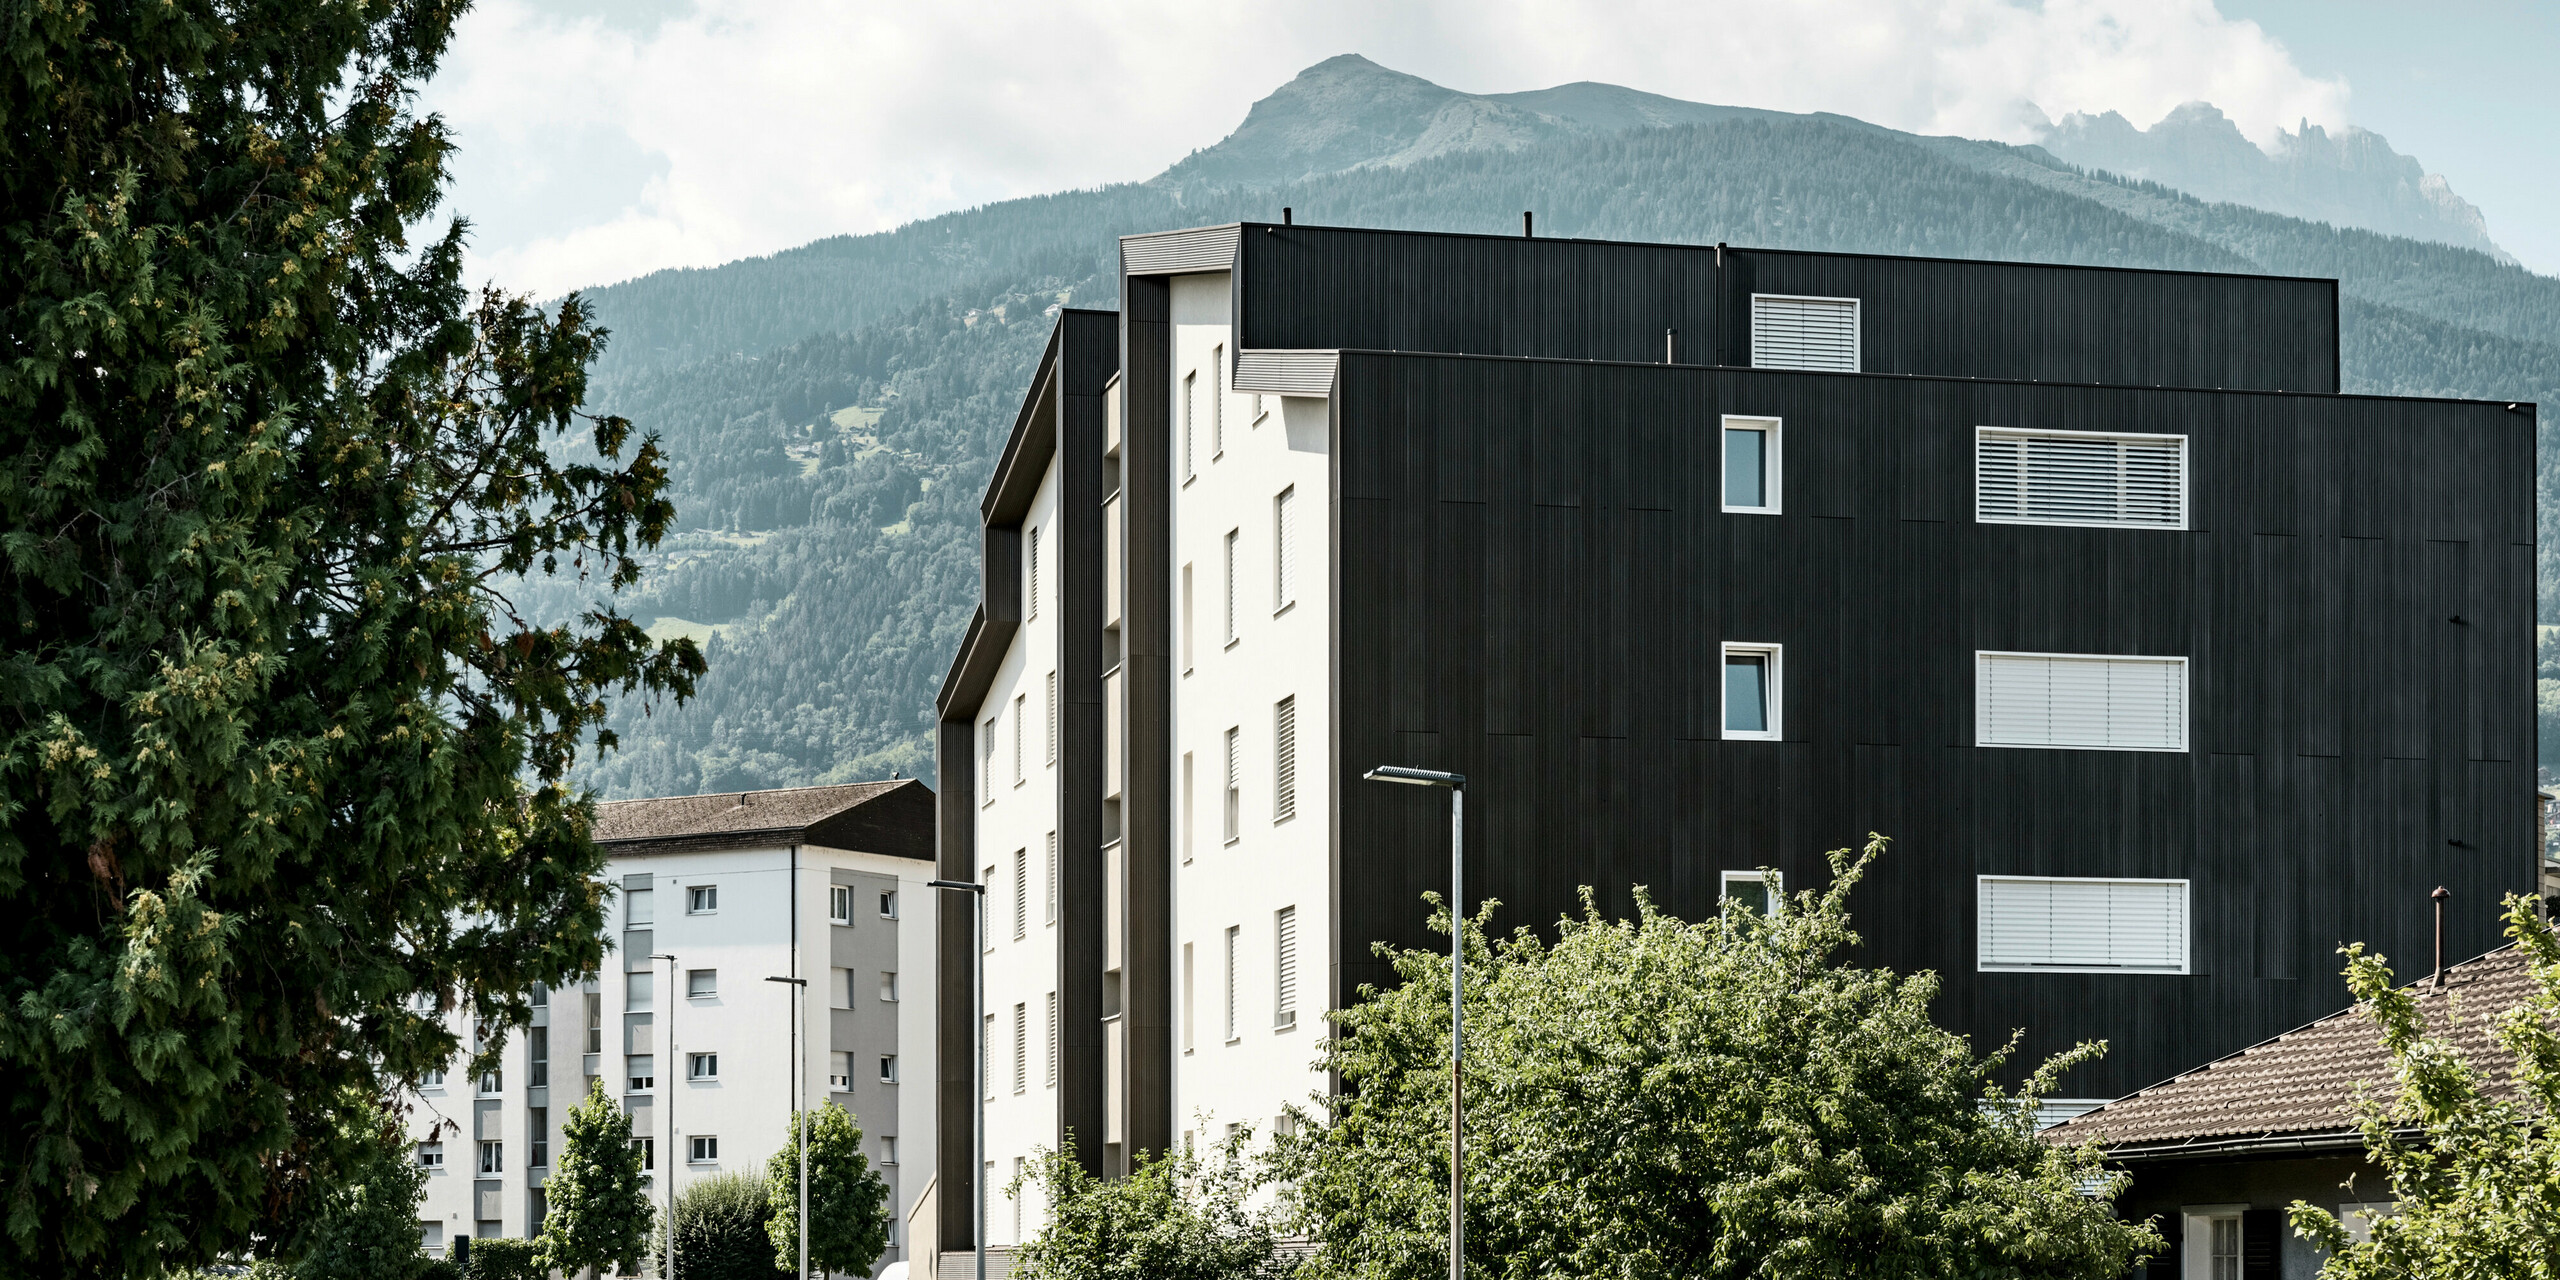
(1750, 295, 1860, 372)
(1027, 525, 1040, 617)
(1977, 652, 2187, 752)
(1273, 696, 1298, 822)
(1275, 906, 1298, 1028)
(1046, 671, 1057, 764)
(1978, 877, 2188, 973)
(1045, 830, 1057, 924)
(1012, 1002, 1027, 1093)
(1223, 726, 1241, 842)
(1223, 529, 1239, 642)
(1274, 487, 1295, 610)
(1977, 429, 2185, 529)
(1183, 371, 1196, 479)
(1012, 694, 1025, 783)
(1224, 925, 1240, 1041)
(1045, 991, 1057, 1085)
(1211, 345, 1225, 456)
(1012, 847, 1027, 939)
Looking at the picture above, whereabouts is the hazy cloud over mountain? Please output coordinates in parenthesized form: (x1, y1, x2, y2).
(431, 0, 2358, 297)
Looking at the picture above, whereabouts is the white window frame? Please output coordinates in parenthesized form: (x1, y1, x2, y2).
(1975, 650, 2190, 753)
(1720, 869, 1779, 914)
(1182, 370, 1197, 482)
(881, 971, 899, 1002)
(1012, 847, 1028, 940)
(1977, 875, 2192, 975)
(981, 717, 996, 804)
(1975, 426, 2188, 532)
(1223, 528, 1240, 646)
(880, 891, 898, 919)
(416, 1141, 444, 1169)
(879, 1054, 898, 1083)
(1274, 905, 1299, 1030)
(1273, 486, 1296, 613)
(2180, 1205, 2247, 1280)
(1046, 671, 1058, 765)
(689, 1134, 719, 1165)
(1720, 642, 1784, 741)
(1720, 415, 1782, 515)
(479, 1140, 504, 1174)
(1273, 695, 1298, 824)
(686, 884, 717, 915)
(627, 1056, 655, 1092)
(1223, 924, 1241, 1044)
(1013, 693, 1025, 786)
(686, 968, 716, 999)
(688, 1051, 718, 1081)
(829, 1051, 852, 1091)
(1222, 726, 1242, 844)
(1210, 344, 1226, 459)
(827, 885, 851, 925)
(1749, 292, 1861, 372)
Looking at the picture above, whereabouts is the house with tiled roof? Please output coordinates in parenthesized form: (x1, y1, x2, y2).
(2045, 943, 2536, 1280)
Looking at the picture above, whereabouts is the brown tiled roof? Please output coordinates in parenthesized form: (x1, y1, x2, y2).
(2043, 945, 2537, 1158)
(593, 779, 933, 860)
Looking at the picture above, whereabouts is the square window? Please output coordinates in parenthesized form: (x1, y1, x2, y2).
(420, 1068, 446, 1090)
(828, 885, 851, 925)
(1722, 643, 1783, 740)
(687, 885, 717, 914)
(689, 1135, 718, 1163)
(477, 1071, 502, 1096)
(829, 1051, 851, 1091)
(879, 891, 898, 919)
(1722, 416, 1781, 514)
(686, 969, 716, 998)
(416, 1141, 444, 1168)
(627, 1056, 655, 1092)
(879, 1055, 898, 1083)
(688, 1052, 717, 1081)
(1721, 870, 1777, 916)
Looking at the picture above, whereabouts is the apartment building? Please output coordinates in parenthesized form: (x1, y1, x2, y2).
(934, 222, 2535, 1267)
(409, 780, 937, 1278)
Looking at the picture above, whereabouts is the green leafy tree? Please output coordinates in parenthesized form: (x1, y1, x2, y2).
(1283, 836, 2159, 1280)
(285, 1104, 430, 1280)
(2291, 895, 2560, 1276)
(1012, 1134, 1294, 1280)
(666, 1171, 786, 1280)
(539, 1079, 652, 1276)
(0, 4, 701, 1274)
(763, 1102, 890, 1276)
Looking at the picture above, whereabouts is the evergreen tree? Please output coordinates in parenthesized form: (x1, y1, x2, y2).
(763, 1102, 890, 1277)
(0, 4, 701, 1273)
(538, 1080, 652, 1277)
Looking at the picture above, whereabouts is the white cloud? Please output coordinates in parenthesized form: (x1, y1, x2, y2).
(427, 0, 2349, 298)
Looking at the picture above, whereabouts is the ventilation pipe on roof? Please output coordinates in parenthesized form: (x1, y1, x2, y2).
(1665, 329, 1677, 365)
(1522, 211, 1533, 238)
(1282, 207, 1292, 226)
(2432, 885, 2450, 988)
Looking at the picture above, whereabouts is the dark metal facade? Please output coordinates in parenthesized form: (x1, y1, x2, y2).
(1327, 349, 2533, 1096)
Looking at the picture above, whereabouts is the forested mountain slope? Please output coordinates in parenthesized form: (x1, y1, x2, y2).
(563, 112, 2560, 799)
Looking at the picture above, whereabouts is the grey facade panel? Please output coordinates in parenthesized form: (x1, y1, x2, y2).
(1122, 225, 1240, 276)
(1234, 349, 1340, 396)
(622, 930, 651, 970)
(474, 1180, 502, 1222)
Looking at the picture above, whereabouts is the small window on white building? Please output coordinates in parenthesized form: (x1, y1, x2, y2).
(1222, 727, 1241, 843)
(828, 885, 851, 925)
(624, 887, 653, 927)
(829, 1051, 851, 1091)
(981, 717, 996, 802)
(1722, 416, 1781, 514)
(688, 1052, 717, 1081)
(420, 1068, 446, 1090)
(633, 1137, 653, 1171)
(1013, 847, 1029, 940)
(479, 1141, 503, 1174)
(1978, 876, 2190, 974)
(1046, 990, 1058, 1086)
(1721, 869, 1777, 916)
(627, 1056, 654, 1091)
(1273, 696, 1298, 823)
(879, 1055, 898, 1083)
(1013, 1002, 1028, 1094)
(686, 969, 716, 998)
(1182, 371, 1197, 480)
(1976, 428, 2185, 530)
(1223, 528, 1240, 645)
(689, 1135, 718, 1164)
(1749, 294, 1859, 372)
(1182, 564, 1195, 672)
(1211, 344, 1226, 457)
(687, 884, 717, 914)
(1027, 524, 1040, 619)
(477, 1070, 502, 1096)
(1976, 651, 2187, 752)
(625, 971, 653, 1011)
(882, 1135, 899, 1165)
(1046, 670, 1058, 765)
(1273, 487, 1296, 612)
(416, 1141, 444, 1168)
(419, 1221, 445, 1256)
(1722, 643, 1782, 740)
(880, 891, 898, 919)
(1182, 752, 1196, 863)
(1046, 831, 1058, 924)
(1274, 906, 1298, 1030)
(1223, 924, 1241, 1043)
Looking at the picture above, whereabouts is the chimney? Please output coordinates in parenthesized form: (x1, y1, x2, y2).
(2432, 886, 2450, 988)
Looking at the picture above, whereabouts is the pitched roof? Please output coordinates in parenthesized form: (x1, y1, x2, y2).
(593, 779, 934, 860)
(2042, 945, 2537, 1159)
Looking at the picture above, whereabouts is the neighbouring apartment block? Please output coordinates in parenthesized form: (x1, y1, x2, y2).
(408, 780, 938, 1278)
(934, 221, 2536, 1270)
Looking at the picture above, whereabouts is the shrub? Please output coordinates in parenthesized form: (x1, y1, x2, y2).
(458, 1237, 542, 1280)
(667, 1172, 789, 1279)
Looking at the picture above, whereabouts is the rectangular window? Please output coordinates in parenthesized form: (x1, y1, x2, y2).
(1211, 344, 1226, 457)
(1182, 752, 1196, 863)
(1273, 696, 1298, 823)
(1181, 564, 1195, 672)
(624, 887, 653, 927)
(686, 969, 716, 999)
(1013, 848, 1028, 940)
(1976, 428, 2186, 530)
(834, 966, 851, 1008)
(1273, 487, 1295, 611)
(1013, 1002, 1028, 1094)
(1721, 643, 1783, 740)
(479, 1141, 503, 1175)
(1274, 906, 1298, 1030)
(1046, 671, 1057, 765)
(1976, 651, 2188, 752)
(2180, 1208, 2247, 1280)
(687, 884, 716, 914)
(528, 1107, 548, 1168)
(882, 1135, 899, 1165)
(1223, 529, 1239, 645)
(416, 1142, 444, 1168)
(1223, 727, 1241, 843)
(828, 885, 851, 925)
(1045, 991, 1058, 1086)
(829, 1051, 851, 1091)
(421, 1067, 446, 1089)
(478, 1069, 502, 1095)
(981, 717, 996, 801)
(881, 971, 898, 1002)
(420, 1221, 445, 1255)
(1253, 391, 1268, 423)
(1013, 694, 1025, 785)
(1182, 942, 1196, 1054)
(1978, 876, 2190, 974)
(688, 1052, 717, 1080)
(1750, 294, 1860, 371)
(879, 1055, 897, 1083)
(1721, 869, 1776, 916)
(583, 993, 602, 1055)
(1045, 831, 1058, 924)
(528, 1027, 548, 1083)
(1183, 371, 1197, 480)
(1223, 925, 1241, 1043)
(880, 891, 897, 919)
(633, 1137, 654, 1172)
(689, 1135, 717, 1164)
(627, 1056, 654, 1091)
(983, 867, 996, 951)
(1027, 524, 1040, 618)
(1722, 416, 1781, 514)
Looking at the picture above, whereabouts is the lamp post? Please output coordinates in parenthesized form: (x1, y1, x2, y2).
(928, 877, 988, 1280)
(649, 953, 678, 1280)
(764, 975, 810, 1276)
(1363, 765, 1467, 1280)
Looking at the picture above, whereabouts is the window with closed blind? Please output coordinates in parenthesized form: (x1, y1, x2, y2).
(1012, 848, 1027, 940)
(1977, 651, 2188, 752)
(1977, 428, 2186, 530)
(1012, 1002, 1027, 1094)
(1223, 925, 1240, 1042)
(1273, 487, 1296, 612)
(1750, 295, 1860, 372)
(1182, 371, 1197, 481)
(1978, 876, 2189, 974)
(1045, 991, 1057, 1086)
(1211, 345, 1226, 458)
(1274, 906, 1298, 1030)
(1273, 696, 1298, 823)
(1223, 726, 1241, 843)
(1223, 529, 1239, 645)
(1046, 671, 1056, 765)
(1027, 525, 1040, 617)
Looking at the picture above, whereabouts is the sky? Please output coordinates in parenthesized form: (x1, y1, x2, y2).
(423, 0, 2560, 298)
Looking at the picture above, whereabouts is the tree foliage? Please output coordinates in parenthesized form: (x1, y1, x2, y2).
(283, 1105, 429, 1280)
(538, 1079, 651, 1277)
(762, 1102, 891, 1277)
(2291, 895, 2560, 1277)
(1011, 1134, 1294, 1280)
(0, 3, 701, 1272)
(1281, 837, 2159, 1280)
(665, 1171, 786, 1280)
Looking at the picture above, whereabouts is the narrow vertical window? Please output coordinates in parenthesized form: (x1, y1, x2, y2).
(1012, 694, 1025, 784)
(1181, 752, 1196, 863)
(1012, 1002, 1027, 1094)
(1721, 643, 1783, 740)
(1272, 696, 1298, 823)
(1045, 831, 1057, 925)
(1274, 906, 1298, 1029)
(1182, 942, 1196, 1054)
(1012, 848, 1028, 940)
(982, 1013, 993, 1098)
(1273, 487, 1295, 611)
(1027, 525, 1040, 618)
(1223, 727, 1241, 843)
(1181, 564, 1195, 672)
(1223, 529, 1239, 644)
(981, 718, 996, 801)
(1183, 371, 1197, 481)
(982, 867, 995, 952)
(1722, 416, 1781, 514)
(1252, 392, 1267, 423)
(1045, 991, 1058, 1086)
(1211, 344, 1226, 457)
(1223, 925, 1240, 1042)
(1045, 671, 1057, 765)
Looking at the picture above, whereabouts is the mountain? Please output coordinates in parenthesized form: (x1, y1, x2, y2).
(534, 57, 2560, 798)
(2039, 103, 2504, 260)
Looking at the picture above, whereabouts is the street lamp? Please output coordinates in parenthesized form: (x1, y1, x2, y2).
(649, 953, 678, 1280)
(764, 976, 810, 1277)
(1363, 765, 1467, 1280)
(928, 877, 988, 1280)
